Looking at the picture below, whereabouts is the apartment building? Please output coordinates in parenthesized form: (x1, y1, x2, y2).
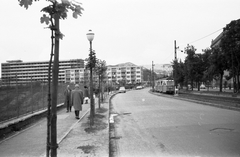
(64, 68, 100, 86)
(107, 63, 143, 84)
(1, 59, 84, 86)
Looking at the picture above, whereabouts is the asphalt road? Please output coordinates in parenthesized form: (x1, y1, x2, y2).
(0, 104, 90, 157)
(112, 88, 240, 157)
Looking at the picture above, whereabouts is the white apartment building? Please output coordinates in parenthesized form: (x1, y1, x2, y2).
(1, 59, 84, 86)
(107, 63, 143, 84)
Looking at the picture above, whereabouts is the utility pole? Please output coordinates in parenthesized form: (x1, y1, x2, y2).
(174, 40, 178, 96)
(152, 61, 155, 91)
(150, 68, 152, 88)
(174, 40, 177, 87)
(174, 40, 177, 60)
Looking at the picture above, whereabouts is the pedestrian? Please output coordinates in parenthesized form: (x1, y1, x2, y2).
(71, 84, 84, 119)
(64, 85, 72, 112)
(83, 86, 89, 104)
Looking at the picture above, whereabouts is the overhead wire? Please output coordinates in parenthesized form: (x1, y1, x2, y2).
(161, 28, 224, 63)
(187, 27, 223, 45)
(178, 27, 223, 47)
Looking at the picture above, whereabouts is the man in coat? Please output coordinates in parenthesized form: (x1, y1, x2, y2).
(64, 85, 72, 112)
(71, 84, 84, 119)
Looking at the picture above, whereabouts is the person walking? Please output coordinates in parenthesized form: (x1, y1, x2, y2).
(71, 84, 84, 119)
(64, 85, 72, 112)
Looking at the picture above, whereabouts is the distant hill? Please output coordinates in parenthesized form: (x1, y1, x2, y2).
(107, 62, 137, 67)
(142, 64, 173, 76)
(141, 64, 172, 70)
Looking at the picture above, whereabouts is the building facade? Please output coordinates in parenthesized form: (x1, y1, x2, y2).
(1, 59, 84, 86)
(211, 31, 223, 48)
(64, 68, 100, 87)
(107, 63, 143, 85)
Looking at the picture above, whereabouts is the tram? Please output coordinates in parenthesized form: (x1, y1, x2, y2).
(155, 79, 175, 94)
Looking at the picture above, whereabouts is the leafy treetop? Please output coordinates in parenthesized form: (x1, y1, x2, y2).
(18, 0, 84, 25)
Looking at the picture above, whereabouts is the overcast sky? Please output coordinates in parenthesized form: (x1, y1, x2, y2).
(1, 0, 240, 76)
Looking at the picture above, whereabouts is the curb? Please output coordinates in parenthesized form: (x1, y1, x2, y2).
(57, 108, 90, 144)
(108, 92, 118, 157)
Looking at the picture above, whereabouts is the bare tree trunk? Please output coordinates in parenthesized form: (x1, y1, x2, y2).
(191, 79, 193, 91)
(219, 72, 223, 92)
(98, 74, 101, 108)
(237, 70, 239, 93)
(50, 14, 60, 157)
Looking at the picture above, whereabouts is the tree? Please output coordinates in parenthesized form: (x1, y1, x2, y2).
(172, 59, 185, 88)
(18, 0, 83, 156)
(202, 48, 214, 89)
(209, 47, 228, 92)
(184, 45, 197, 90)
(95, 59, 107, 108)
(221, 19, 240, 93)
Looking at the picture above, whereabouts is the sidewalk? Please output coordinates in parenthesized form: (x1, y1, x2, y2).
(0, 93, 111, 157)
(57, 95, 110, 157)
(0, 103, 65, 139)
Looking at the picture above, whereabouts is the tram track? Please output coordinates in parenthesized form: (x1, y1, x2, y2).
(151, 90, 240, 111)
(178, 92, 240, 108)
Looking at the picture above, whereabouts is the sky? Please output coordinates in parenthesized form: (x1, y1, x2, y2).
(1, 0, 240, 76)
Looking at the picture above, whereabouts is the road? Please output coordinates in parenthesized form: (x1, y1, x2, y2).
(0, 104, 90, 157)
(111, 88, 240, 157)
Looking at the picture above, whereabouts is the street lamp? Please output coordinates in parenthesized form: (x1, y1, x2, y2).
(86, 30, 95, 125)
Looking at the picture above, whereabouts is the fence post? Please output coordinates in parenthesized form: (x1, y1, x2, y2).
(16, 74, 19, 117)
(42, 82, 44, 110)
(31, 76, 33, 113)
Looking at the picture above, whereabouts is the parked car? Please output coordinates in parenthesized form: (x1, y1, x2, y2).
(136, 86, 143, 90)
(119, 86, 126, 93)
(200, 84, 206, 89)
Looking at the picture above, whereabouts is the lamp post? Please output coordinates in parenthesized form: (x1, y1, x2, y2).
(86, 30, 95, 126)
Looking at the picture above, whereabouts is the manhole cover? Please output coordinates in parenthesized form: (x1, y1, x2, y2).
(77, 145, 95, 154)
(210, 128, 234, 132)
(122, 112, 131, 115)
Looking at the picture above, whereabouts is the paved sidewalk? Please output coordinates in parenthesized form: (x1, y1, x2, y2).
(0, 105, 91, 157)
(57, 97, 110, 157)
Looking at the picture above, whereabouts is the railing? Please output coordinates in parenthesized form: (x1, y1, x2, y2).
(0, 83, 66, 123)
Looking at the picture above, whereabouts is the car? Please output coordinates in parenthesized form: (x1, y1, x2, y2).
(136, 86, 143, 90)
(200, 84, 206, 89)
(118, 86, 126, 93)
